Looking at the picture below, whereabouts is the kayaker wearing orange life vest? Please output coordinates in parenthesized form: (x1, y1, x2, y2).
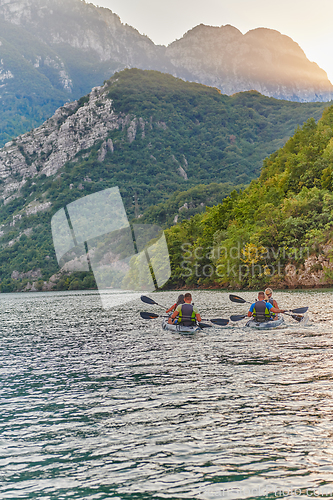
(169, 293, 202, 325)
(248, 291, 285, 322)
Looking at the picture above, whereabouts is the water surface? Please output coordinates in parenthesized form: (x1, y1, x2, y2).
(1, 289, 333, 499)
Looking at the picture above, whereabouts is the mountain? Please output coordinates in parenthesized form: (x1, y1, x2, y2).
(0, 0, 167, 146)
(0, 69, 329, 209)
(165, 106, 333, 290)
(0, 0, 166, 94)
(0, 68, 330, 292)
(0, 0, 331, 146)
(166, 24, 333, 102)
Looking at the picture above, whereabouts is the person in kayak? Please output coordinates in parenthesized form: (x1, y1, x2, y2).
(248, 291, 285, 322)
(169, 293, 202, 325)
(166, 294, 185, 314)
(265, 288, 279, 308)
(264, 287, 279, 318)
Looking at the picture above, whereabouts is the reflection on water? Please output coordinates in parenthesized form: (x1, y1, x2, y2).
(0, 289, 333, 499)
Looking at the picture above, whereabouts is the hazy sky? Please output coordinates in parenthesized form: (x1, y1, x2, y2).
(90, 0, 333, 83)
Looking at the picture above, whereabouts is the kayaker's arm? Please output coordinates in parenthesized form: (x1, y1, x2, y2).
(170, 309, 179, 320)
(196, 313, 202, 322)
(248, 303, 255, 317)
(248, 306, 284, 317)
(168, 308, 179, 325)
(271, 307, 285, 313)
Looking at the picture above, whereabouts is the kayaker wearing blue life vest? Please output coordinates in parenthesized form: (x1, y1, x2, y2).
(248, 291, 285, 322)
(169, 293, 202, 326)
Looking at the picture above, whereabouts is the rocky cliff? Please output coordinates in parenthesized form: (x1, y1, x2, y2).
(0, 0, 167, 96)
(0, 86, 119, 204)
(0, 68, 329, 209)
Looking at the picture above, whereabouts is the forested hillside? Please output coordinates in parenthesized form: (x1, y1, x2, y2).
(138, 183, 243, 227)
(165, 106, 333, 290)
(0, 69, 330, 292)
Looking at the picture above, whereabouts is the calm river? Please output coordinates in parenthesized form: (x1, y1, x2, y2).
(1, 289, 333, 499)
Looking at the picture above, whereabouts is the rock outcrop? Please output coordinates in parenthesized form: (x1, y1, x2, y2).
(0, 85, 121, 203)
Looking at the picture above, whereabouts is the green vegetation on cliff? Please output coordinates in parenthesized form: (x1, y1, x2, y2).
(165, 106, 333, 290)
(138, 182, 243, 227)
(34, 69, 329, 222)
(104, 70, 329, 194)
(0, 69, 332, 292)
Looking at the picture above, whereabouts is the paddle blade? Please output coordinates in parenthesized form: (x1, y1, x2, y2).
(290, 307, 308, 314)
(229, 294, 246, 304)
(198, 322, 212, 329)
(291, 314, 303, 322)
(140, 311, 159, 320)
(140, 295, 157, 305)
(210, 318, 229, 326)
(230, 314, 246, 322)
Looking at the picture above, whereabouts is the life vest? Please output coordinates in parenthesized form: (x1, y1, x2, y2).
(252, 300, 272, 322)
(178, 303, 196, 326)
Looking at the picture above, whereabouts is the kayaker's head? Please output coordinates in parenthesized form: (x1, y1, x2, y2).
(176, 294, 185, 305)
(184, 293, 192, 303)
(265, 288, 273, 299)
(257, 291, 265, 301)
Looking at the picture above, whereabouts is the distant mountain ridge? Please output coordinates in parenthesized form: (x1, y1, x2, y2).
(166, 24, 333, 102)
(0, 0, 331, 146)
(0, 0, 331, 103)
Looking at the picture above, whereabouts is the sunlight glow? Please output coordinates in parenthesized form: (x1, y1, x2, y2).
(91, 0, 333, 83)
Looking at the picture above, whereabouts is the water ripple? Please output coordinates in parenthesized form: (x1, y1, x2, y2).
(0, 290, 333, 498)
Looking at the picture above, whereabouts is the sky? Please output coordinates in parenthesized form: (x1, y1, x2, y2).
(90, 0, 333, 84)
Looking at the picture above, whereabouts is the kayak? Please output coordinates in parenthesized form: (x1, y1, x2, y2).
(245, 315, 284, 330)
(162, 318, 202, 334)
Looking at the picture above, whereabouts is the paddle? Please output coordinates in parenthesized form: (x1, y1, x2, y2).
(284, 312, 304, 322)
(229, 294, 251, 304)
(206, 318, 229, 326)
(141, 295, 168, 309)
(230, 311, 305, 323)
(198, 323, 212, 329)
(286, 307, 308, 314)
(230, 314, 247, 322)
(230, 310, 306, 323)
(229, 294, 308, 318)
(140, 311, 229, 326)
(140, 311, 164, 319)
(230, 313, 304, 323)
